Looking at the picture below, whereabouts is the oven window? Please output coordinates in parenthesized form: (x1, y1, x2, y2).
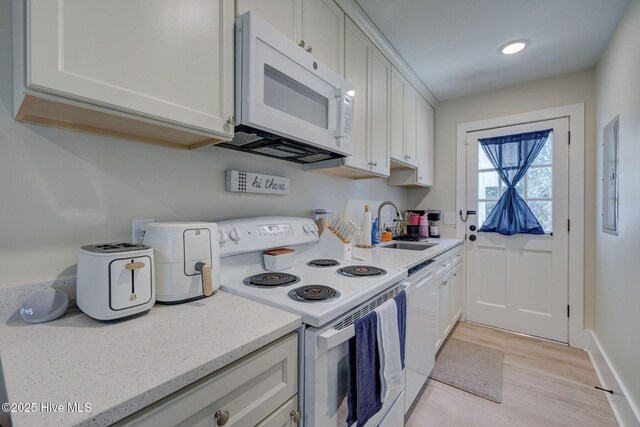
(264, 65, 329, 129)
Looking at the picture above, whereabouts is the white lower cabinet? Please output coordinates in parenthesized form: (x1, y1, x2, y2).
(14, 0, 235, 149)
(435, 247, 464, 352)
(114, 333, 299, 427)
(256, 396, 299, 427)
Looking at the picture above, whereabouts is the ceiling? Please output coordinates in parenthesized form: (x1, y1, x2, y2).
(355, 0, 630, 100)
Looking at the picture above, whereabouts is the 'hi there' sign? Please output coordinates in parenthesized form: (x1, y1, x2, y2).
(225, 170, 290, 195)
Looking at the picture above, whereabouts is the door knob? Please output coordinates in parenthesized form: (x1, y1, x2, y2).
(290, 409, 302, 423)
(469, 234, 477, 242)
(214, 410, 229, 426)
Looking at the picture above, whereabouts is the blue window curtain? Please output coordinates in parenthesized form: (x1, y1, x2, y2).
(478, 129, 552, 236)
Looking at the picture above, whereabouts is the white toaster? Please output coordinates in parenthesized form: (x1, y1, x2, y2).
(77, 242, 155, 321)
(143, 222, 221, 303)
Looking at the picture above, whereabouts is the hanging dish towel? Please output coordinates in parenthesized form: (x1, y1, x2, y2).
(394, 290, 407, 369)
(375, 298, 402, 402)
(347, 311, 382, 427)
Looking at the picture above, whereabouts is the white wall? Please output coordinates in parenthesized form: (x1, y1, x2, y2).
(594, 0, 640, 417)
(408, 68, 597, 326)
(0, 1, 405, 287)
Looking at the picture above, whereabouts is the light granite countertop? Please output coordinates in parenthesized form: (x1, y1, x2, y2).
(0, 291, 301, 427)
(353, 238, 464, 270)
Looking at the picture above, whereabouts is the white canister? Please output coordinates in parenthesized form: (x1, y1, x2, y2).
(263, 248, 295, 271)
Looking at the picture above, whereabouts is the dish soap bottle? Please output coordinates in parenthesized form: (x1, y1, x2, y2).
(371, 217, 380, 245)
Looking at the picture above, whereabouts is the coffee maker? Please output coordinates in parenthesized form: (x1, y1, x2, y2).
(427, 210, 441, 238)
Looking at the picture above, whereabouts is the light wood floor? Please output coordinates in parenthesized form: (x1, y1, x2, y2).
(406, 322, 617, 427)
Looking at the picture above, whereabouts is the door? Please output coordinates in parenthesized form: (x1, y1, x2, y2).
(28, 0, 234, 135)
(302, 0, 344, 75)
(465, 118, 569, 342)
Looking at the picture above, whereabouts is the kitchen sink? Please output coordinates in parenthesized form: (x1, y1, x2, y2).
(381, 242, 438, 251)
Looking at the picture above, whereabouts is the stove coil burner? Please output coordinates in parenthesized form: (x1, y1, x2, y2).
(288, 285, 340, 302)
(337, 265, 387, 277)
(243, 272, 300, 287)
(307, 259, 341, 267)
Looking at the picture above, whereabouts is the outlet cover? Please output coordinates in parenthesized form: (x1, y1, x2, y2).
(132, 219, 154, 243)
(444, 213, 456, 225)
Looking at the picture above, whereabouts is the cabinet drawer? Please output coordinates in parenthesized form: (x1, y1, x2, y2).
(116, 333, 298, 427)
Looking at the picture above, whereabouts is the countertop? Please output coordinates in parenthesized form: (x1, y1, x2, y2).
(0, 291, 302, 427)
(354, 238, 464, 270)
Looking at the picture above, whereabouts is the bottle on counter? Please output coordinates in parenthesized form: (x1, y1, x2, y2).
(371, 217, 380, 245)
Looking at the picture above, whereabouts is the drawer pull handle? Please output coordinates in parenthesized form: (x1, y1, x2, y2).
(215, 410, 229, 426)
(291, 410, 302, 423)
(125, 261, 145, 270)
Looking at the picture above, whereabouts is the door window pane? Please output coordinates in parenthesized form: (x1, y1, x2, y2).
(479, 148, 493, 170)
(479, 171, 500, 199)
(478, 201, 497, 228)
(528, 201, 552, 233)
(532, 134, 552, 165)
(527, 167, 552, 199)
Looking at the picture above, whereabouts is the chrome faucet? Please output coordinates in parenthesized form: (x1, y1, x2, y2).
(377, 201, 402, 241)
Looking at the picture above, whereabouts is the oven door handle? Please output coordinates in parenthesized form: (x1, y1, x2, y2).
(318, 325, 355, 354)
(316, 281, 410, 354)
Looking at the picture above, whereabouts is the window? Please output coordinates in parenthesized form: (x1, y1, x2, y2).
(478, 133, 553, 233)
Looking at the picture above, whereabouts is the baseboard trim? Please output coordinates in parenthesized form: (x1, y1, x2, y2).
(586, 331, 640, 427)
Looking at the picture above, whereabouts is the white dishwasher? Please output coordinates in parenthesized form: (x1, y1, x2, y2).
(404, 259, 439, 413)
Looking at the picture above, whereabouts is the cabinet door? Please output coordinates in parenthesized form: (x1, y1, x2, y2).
(404, 84, 418, 168)
(369, 46, 391, 176)
(437, 277, 450, 350)
(236, 0, 302, 43)
(448, 263, 463, 327)
(416, 96, 434, 186)
(256, 396, 299, 427)
(302, 0, 344, 75)
(343, 18, 371, 172)
(27, 0, 234, 136)
(389, 67, 406, 163)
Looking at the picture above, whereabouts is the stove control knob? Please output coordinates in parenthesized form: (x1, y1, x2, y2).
(229, 227, 242, 242)
(218, 229, 228, 244)
(303, 223, 311, 234)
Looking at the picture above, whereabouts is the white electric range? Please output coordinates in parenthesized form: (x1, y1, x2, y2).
(216, 216, 408, 427)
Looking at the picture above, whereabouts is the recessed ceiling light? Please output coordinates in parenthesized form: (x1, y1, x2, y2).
(501, 41, 527, 55)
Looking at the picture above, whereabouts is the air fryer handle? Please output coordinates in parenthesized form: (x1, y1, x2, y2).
(195, 262, 214, 297)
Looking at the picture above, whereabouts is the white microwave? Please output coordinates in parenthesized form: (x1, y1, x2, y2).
(220, 12, 354, 164)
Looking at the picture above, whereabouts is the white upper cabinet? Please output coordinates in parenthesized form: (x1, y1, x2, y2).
(369, 46, 391, 176)
(302, 0, 344, 75)
(387, 91, 434, 187)
(390, 70, 420, 168)
(342, 18, 371, 173)
(236, 0, 302, 42)
(416, 96, 434, 186)
(404, 84, 419, 168)
(390, 67, 406, 162)
(15, 0, 235, 149)
(341, 18, 390, 177)
(237, 0, 344, 75)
